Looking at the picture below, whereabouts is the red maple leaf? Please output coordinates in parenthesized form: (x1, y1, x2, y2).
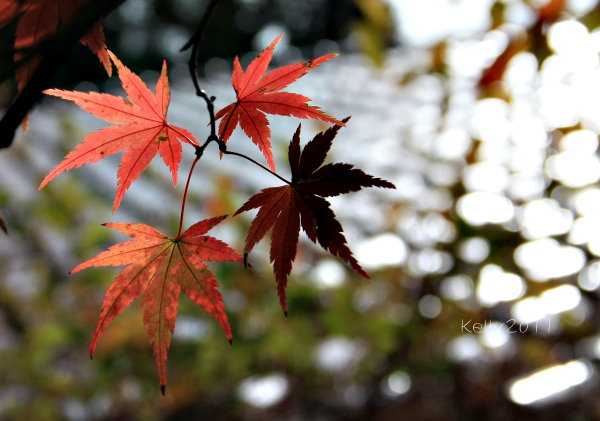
(70, 215, 242, 394)
(235, 119, 395, 313)
(479, 35, 528, 89)
(40, 51, 198, 212)
(0, 0, 19, 27)
(6, 0, 111, 91)
(538, 0, 565, 23)
(215, 34, 343, 171)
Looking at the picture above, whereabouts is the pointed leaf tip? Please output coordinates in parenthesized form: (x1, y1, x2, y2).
(237, 120, 392, 308)
(40, 50, 196, 211)
(160, 385, 166, 396)
(228, 339, 233, 345)
(215, 34, 343, 170)
(76, 219, 238, 387)
(283, 310, 288, 318)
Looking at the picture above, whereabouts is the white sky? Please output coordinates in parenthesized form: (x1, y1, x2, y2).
(388, 0, 495, 46)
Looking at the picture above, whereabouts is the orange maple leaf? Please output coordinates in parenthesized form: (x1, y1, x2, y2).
(41, 51, 198, 212)
(215, 34, 343, 171)
(71, 215, 242, 394)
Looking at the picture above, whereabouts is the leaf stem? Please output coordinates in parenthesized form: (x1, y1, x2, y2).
(181, 0, 290, 186)
(175, 156, 200, 239)
(222, 147, 291, 185)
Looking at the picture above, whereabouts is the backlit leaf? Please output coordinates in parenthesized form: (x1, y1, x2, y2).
(41, 52, 198, 212)
(71, 216, 242, 393)
(215, 34, 343, 170)
(235, 119, 395, 312)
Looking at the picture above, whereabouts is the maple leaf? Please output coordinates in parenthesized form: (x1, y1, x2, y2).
(538, 0, 565, 23)
(479, 35, 528, 89)
(0, 0, 19, 28)
(10, 0, 111, 91)
(215, 34, 343, 171)
(70, 215, 242, 394)
(235, 119, 395, 313)
(40, 51, 198, 212)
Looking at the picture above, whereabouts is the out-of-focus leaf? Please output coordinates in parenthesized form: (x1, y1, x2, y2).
(354, 0, 394, 67)
(11, 0, 111, 92)
(536, 0, 565, 23)
(579, 4, 600, 30)
(0, 211, 7, 234)
(0, 0, 18, 28)
(490, 1, 506, 29)
(479, 34, 528, 92)
(430, 41, 447, 75)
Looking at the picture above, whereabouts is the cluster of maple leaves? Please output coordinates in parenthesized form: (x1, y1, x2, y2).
(1, 2, 394, 393)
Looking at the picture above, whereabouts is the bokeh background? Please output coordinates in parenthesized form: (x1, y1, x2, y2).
(3, 0, 600, 419)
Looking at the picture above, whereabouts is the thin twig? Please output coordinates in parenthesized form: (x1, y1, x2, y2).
(182, 0, 221, 145)
(180, 0, 221, 53)
(223, 148, 291, 185)
(181, 0, 290, 186)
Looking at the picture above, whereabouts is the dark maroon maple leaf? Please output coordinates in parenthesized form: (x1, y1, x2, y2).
(235, 118, 395, 312)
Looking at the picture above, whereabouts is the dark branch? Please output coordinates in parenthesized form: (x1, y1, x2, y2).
(181, 0, 290, 186)
(182, 0, 221, 146)
(0, 0, 125, 150)
(180, 0, 221, 53)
